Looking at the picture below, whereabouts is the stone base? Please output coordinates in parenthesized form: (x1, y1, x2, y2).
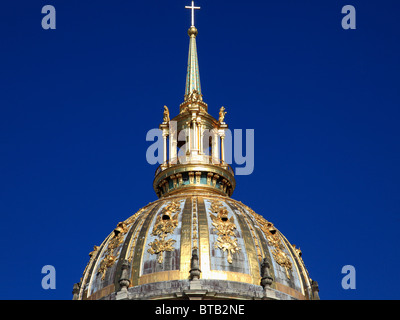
(108, 279, 299, 300)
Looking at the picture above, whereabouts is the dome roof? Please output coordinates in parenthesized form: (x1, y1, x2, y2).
(73, 3, 320, 301)
(75, 192, 319, 300)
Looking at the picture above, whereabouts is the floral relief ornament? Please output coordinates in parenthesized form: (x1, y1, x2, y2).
(97, 221, 130, 280)
(247, 208, 293, 279)
(210, 200, 240, 264)
(148, 201, 181, 264)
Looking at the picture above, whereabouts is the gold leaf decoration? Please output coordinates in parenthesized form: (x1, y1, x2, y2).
(81, 245, 99, 282)
(148, 238, 177, 264)
(97, 221, 129, 280)
(247, 208, 293, 279)
(209, 200, 240, 264)
(148, 201, 181, 264)
(98, 254, 117, 280)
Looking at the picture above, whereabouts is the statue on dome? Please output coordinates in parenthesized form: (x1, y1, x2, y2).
(163, 105, 170, 123)
(189, 89, 201, 102)
(219, 106, 227, 124)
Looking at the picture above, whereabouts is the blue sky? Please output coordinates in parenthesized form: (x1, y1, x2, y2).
(0, 0, 399, 299)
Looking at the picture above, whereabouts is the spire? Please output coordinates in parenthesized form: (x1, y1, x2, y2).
(184, 2, 202, 101)
(154, 2, 234, 199)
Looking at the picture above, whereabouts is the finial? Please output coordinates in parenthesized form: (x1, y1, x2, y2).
(311, 280, 320, 300)
(260, 258, 273, 289)
(72, 283, 80, 300)
(119, 260, 131, 292)
(188, 26, 198, 38)
(185, 1, 200, 27)
(189, 248, 201, 280)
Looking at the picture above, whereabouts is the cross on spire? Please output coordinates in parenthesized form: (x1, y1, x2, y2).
(185, 1, 201, 27)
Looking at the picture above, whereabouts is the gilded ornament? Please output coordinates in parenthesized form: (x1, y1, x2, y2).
(191, 197, 199, 250)
(98, 253, 117, 280)
(209, 200, 240, 263)
(218, 106, 227, 124)
(187, 89, 202, 103)
(148, 201, 181, 263)
(147, 238, 176, 264)
(126, 207, 150, 263)
(292, 244, 305, 267)
(271, 248, 292, 279)
(163, 105, 170, 123)
(247, 208, 293, 279)
(81, 245, 99, 279)
(96, 221, 129, 280)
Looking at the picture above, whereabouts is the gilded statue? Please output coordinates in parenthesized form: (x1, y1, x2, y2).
(188, 89, 201, 102)
(163, 105, 170, 123)
(219, 106, 227, 124)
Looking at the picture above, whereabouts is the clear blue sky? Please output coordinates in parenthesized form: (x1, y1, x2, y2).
(0, 0, 399, 299)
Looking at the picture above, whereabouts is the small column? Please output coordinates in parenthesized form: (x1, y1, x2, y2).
(192, 113, 197, 150)
(163, 132, 168, 165)
(186, 122, 191, 155)
(169, 120, 178, 164)
(198, 118, 203, 154)
(220, 134, 225, 164)
(211, 129, 219, 164)
(160, 123, 169, 168)
(218, 125, 227, 165)
(191, 113, 200, 159)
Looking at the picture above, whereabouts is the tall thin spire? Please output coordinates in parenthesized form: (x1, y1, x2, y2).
(184, 2, 202, 101)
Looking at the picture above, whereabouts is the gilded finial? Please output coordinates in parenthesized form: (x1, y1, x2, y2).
(188, 26, 198, 37)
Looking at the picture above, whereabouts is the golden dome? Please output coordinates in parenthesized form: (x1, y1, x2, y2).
(75, 192, 318, 300)
(73, 3, 320, 301)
